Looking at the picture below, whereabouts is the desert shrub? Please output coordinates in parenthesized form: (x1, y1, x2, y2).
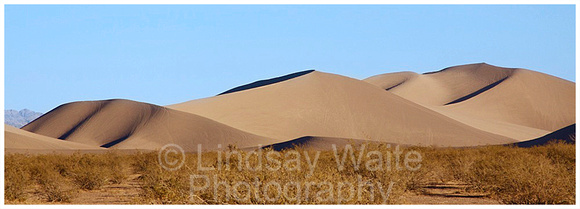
(5, 142, 575, 204)
(141, 144, 414, 204)
(28, 157, 74, 202)
(71, 166, 106, 190)
(140, 166, 191, 204)
(529, 141, 575, 171)
(459, 145, 575, 204)
(402, 143, 575, 204)
(4, 154, 32, 201)
(4, 151, 131, 203)
(68, 154, 108, 190)
(134, 151, 190, 203)
(108, 157, 127, 184)
(40, 177, 73, 202)
(131, 151, 158, 173)
(96, 152, 127, 184)
(65, 152, 128, 189)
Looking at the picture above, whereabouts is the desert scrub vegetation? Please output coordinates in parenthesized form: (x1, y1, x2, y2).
(5, 142, 575, 204)
(146, 145, 415, 204)
(4, 151, 128, 203)
(415, 141, 575, 204)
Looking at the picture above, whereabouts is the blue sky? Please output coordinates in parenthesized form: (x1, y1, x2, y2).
(5, 5, 575, 113)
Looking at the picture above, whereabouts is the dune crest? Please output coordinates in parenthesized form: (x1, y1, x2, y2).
(22, 99, 272, 152)
(169, 71, 514, 147)
(361, 71, 418, 91)
(219, 70, 315, 95)
(364, 63, 575, 139)
(9, 63, 573, 152)
(366, 63, 516, 106)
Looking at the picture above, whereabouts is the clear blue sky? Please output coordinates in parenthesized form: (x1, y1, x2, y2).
(5, 5, 575, 113)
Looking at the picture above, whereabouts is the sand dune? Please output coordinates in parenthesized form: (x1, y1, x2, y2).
(10, 63, 573, 152)
(5, 124, 105, 153)
(441, 67, 574, 132)
(363, 71, 419, 91)
(365, 63, 516, 106)
(22, 99, 272, 152)
(168, 70, 514, 147)
(426, 106, 551, 141)
(364, 63, 575, 140)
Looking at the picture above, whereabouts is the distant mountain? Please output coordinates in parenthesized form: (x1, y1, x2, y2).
(5, 109, 43, 128)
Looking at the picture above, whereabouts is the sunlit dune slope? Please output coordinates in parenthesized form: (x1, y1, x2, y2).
(5, 124, 105, 153)
(22, 99, 272, 151)
(364, 63, 575, 140)
(168, 70, 514, 147)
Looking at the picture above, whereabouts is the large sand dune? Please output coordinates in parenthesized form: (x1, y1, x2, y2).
(365, 63, 517, 106)
(21, 99, 272, 151)
(364, 63, 575, 140)
(7, 63, 573, 152)
(168, 70, 514, 147)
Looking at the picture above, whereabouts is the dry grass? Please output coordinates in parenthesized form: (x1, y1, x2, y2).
(415, 141, 575, 204)
(5, 142, 575, 204)
(141, 145, 412, 204)
(4, 152, 128, 203)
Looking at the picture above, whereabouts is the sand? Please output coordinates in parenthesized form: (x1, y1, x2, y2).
(364, 63, 575, 141)
(7, 63, 574, 152)
(5, 124, 105, 154)
(168, 70, 514, 147)
(21, 99, 272, 152)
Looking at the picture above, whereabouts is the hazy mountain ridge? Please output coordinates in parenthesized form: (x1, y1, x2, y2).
(5, 109, 43, 128)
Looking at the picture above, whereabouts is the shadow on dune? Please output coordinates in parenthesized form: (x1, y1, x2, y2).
(100, 134, 131, 148)
(264, 136, 322, 151)
(385, 81, 406, 91)
(218, 70, 315, 95)
(513, 124, 575, 147)
(263, 136, 384, 151)
(20, 99, 273, 151)
(445, 77, 509, 105)
(422, 66, 454, 75)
